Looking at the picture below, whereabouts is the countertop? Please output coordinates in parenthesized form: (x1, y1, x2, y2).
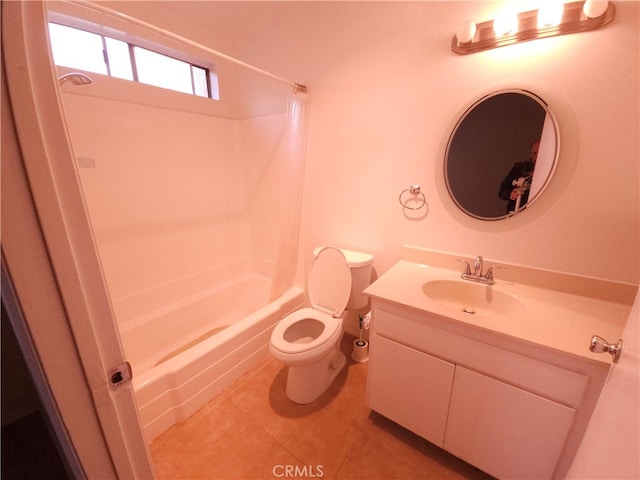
(364, 257, 636, 364)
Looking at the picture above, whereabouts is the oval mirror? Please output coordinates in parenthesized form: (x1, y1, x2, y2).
(444, 90, 558, 220)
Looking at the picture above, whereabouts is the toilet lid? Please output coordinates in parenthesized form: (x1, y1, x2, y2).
(308, 247, 351, 317)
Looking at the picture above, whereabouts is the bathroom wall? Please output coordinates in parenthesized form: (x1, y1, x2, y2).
(228, 1, 639, 286)
(60, 70, 290, 322)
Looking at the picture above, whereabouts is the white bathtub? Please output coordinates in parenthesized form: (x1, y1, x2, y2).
(118, 274, 304, 442)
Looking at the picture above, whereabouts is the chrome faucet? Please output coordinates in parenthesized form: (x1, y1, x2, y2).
(458, 256, 498, 285)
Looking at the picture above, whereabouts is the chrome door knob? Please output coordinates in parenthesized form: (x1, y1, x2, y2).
(590, 335, 623, 363)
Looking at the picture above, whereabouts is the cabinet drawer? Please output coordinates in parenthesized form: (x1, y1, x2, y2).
(373, 308, 588, 406)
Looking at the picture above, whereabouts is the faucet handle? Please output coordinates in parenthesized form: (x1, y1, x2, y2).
(457, 259, 471, 275)
(484, 265, 503, 280)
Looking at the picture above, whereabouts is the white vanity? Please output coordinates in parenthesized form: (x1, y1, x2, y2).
(364, 246, 636, 480)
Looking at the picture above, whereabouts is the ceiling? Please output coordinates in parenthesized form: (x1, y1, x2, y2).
(99, 1, 550, 46)
(99, 1, 289, 44)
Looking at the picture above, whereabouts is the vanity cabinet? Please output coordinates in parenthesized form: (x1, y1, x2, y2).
(367, 303, 605, 480)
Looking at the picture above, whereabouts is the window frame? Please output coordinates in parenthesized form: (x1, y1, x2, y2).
(48, 20, 218, 100)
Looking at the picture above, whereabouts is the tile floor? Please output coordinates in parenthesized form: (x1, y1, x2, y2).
(150, 335, 495, 480)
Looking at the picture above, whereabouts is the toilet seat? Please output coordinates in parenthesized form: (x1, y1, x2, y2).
(271, 247, 351, 356)
(270, 308, 342, 355)
(308, 246, 352, 317)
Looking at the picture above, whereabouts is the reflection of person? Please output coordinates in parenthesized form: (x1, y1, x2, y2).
(498, 140, 540, 213)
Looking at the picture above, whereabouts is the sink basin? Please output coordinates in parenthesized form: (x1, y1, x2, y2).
(422, 280, 526, 317)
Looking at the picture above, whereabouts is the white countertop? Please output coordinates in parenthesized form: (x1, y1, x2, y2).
(364, 257, 636, 364)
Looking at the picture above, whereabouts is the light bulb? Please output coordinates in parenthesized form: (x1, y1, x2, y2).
(538, 3, 564, 28)
(493, 11, 517, 37)
(456, 20, 477, 44)
(583, 0, 608, 18)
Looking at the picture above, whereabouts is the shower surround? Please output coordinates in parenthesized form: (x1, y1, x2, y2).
(59, 62, 307, 440)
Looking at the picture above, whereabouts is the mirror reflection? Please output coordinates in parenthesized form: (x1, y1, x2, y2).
(445, 90, 558, 220)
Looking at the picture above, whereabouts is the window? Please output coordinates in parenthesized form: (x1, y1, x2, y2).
(48, 22, 218, 99)
(49, 23, 108, 75)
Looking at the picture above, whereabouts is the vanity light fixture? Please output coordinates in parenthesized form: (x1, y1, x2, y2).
(452, 0, 615, 55)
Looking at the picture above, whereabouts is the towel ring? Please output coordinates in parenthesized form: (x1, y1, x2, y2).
(399, 185, 426, 210)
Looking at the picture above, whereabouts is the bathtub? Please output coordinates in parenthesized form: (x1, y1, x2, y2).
(117, 273, 304, 442)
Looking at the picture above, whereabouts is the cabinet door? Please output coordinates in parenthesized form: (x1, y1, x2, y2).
(368, 335, 455, 447)
(444, 366, 575, 480)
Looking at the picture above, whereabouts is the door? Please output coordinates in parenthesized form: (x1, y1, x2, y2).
(566, 291, 639, 479)
(444, 366, 575, 480)
(368, 335, 455, 446)
(2, 1, 154, 477)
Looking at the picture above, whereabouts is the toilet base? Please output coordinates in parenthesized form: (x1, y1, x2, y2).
(285, 350, 347, 404)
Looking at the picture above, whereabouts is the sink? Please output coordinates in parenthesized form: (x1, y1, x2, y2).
(422, 280, 526, 317)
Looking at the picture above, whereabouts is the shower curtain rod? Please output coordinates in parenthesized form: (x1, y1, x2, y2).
(64, 1, 307, 93)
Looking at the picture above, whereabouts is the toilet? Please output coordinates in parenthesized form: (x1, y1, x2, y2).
(269, 246, 374, 404)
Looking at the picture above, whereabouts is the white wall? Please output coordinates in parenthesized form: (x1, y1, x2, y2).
(230, 1, 639, 286)
(61, 78, 290, 318)
(64, 93, 247, 299)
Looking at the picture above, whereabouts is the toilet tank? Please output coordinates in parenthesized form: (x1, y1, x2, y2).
(314, 247, 373, 310)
